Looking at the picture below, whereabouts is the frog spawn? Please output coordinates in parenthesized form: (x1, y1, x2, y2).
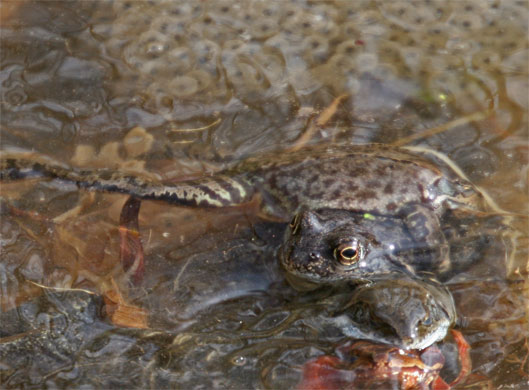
(95, 0, 527, 108)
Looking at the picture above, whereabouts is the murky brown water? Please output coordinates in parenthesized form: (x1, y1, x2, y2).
(1, 1, 528, 389)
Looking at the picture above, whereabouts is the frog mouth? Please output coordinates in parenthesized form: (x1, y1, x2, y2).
(283, 272, 321, 292)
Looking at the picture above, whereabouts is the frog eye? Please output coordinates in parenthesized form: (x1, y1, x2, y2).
(334, 242, 361, 265)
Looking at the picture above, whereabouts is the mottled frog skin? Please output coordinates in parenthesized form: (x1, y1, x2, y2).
(1, 144, 482, 217)
(1, 144, 483, 283)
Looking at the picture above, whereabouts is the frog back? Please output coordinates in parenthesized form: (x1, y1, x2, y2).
(233, 144, 482, 219)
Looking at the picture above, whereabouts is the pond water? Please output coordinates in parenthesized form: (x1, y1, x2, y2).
(0, 1, 528, 389)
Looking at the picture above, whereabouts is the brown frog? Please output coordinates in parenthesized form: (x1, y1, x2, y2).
(332, 275, 457, 351)
(1, 143, 484, 283)
(279, 207, 454, 290)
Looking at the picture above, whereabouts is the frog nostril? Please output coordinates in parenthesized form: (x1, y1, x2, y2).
(309, 252, 319, 260)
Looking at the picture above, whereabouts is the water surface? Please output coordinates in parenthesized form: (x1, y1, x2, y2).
(1, 1, 528, 388)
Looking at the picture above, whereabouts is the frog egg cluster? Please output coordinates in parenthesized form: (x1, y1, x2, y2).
(98, 0, 528, 107)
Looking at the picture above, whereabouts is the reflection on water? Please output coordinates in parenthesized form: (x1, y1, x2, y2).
(1, 0, 528, 388)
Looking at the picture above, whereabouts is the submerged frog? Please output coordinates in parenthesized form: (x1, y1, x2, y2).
(1, 144, 484, 282)
(280, 207, 453, 289)
(334, 276, 457, 351)
(306, 274, 456, 351)
(1, 144, 482, 217)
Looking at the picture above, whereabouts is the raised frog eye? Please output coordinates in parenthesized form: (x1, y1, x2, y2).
(334, 241, 361, 265)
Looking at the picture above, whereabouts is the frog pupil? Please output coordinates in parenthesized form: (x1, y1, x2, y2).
(341, 247, 357, 259)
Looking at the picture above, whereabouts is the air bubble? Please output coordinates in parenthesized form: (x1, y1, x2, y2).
(311, 4, 339, 24)
(428, 73, 466, 100)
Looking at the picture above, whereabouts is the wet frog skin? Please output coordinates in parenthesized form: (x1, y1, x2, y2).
(280, 207, 451, 288)
(335, 276, 456, 351)
(303, 274, 456, 350)
(0, 144, 482, 219)
(1, 144, 483, 284)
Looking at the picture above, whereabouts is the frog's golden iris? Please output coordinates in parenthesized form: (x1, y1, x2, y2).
(334, 242, 360, 265)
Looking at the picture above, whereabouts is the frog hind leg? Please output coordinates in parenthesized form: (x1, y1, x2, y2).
(1, 154, 258, 210)
(138, 174, 256, 208)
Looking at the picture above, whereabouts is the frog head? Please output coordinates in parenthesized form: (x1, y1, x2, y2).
(336, 275, 457, 350)
(279, 208, 441, 289)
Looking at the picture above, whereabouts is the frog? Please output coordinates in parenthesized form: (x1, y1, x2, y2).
(331, 275, 457, 351)
(301, 273, 456, 351)
(1, 143, 484, 282)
